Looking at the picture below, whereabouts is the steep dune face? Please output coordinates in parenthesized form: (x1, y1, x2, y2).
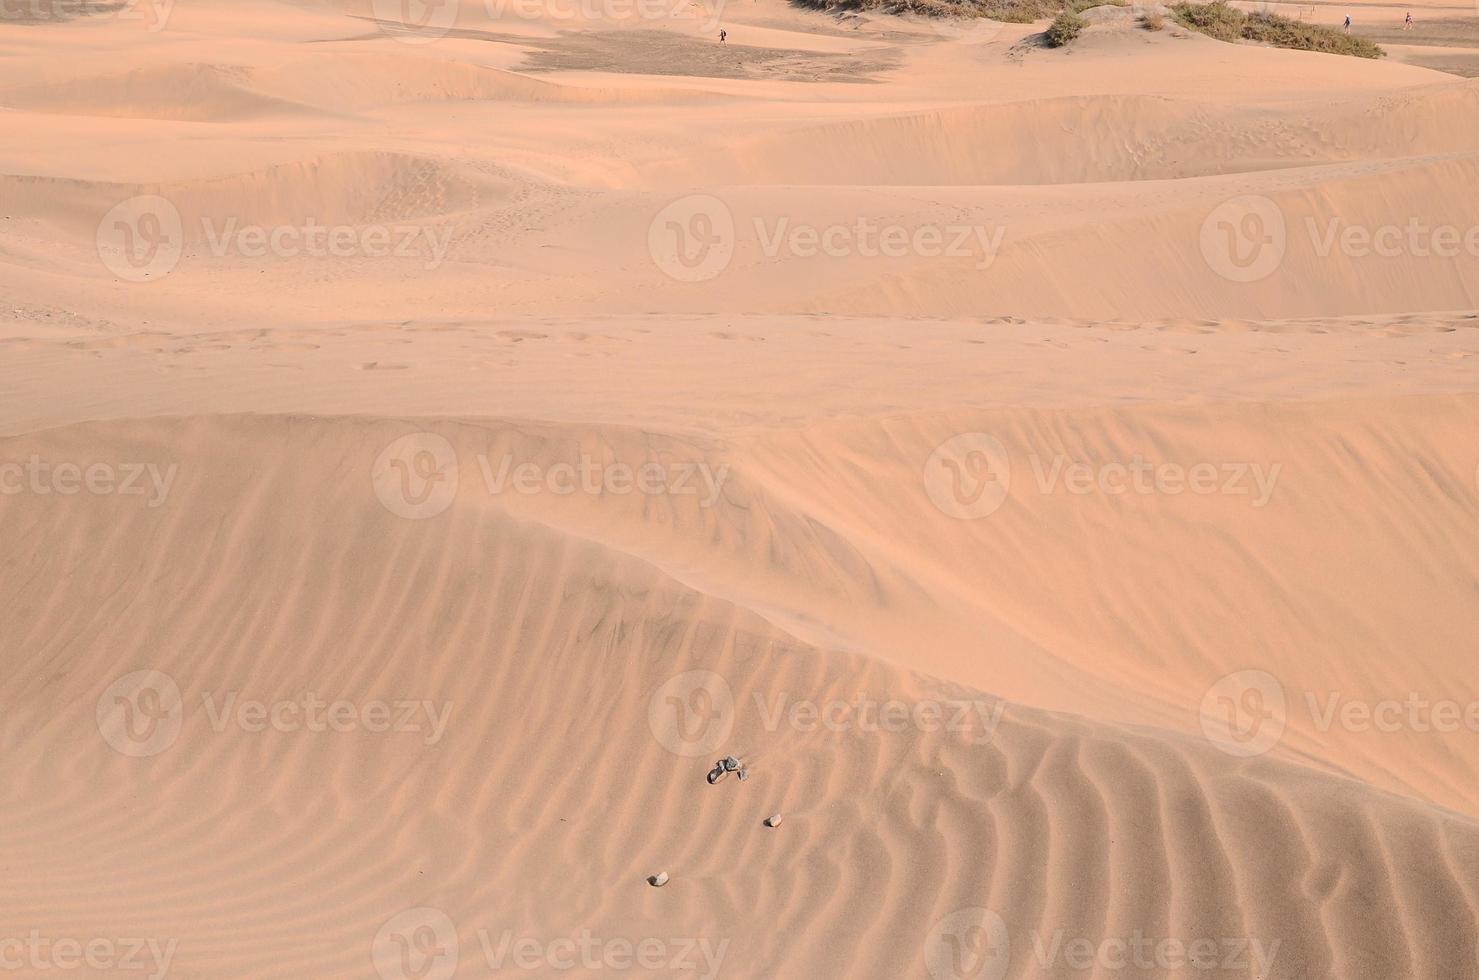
(3, 413, 1477, 978)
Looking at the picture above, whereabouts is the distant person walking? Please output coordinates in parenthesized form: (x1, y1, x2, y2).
(1404, 11, 1413, 29)
(719, 28, 727, 43)
(1343, 13, 1351, 32)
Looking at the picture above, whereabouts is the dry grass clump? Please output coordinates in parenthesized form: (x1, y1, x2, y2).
(1046, 9, 1087, 43)
(794, 0, 1119, 24)
(1173, 1, 1384, 57)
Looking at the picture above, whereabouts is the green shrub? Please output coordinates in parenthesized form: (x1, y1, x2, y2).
(793, 0, 1107, 24)
(1045, 9, 1087, 44)
(1172, 0, 1243, 38)
(1172, 1, 1384, 57)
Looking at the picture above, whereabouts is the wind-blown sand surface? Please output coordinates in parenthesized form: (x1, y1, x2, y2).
(2, 0, 1478, 977)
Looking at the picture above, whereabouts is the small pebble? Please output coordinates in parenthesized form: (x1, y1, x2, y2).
(648, 872, 669, 887)
(764, 814, 782, 828)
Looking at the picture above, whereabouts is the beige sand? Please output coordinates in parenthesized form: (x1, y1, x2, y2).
(2, 0, 1478, 977)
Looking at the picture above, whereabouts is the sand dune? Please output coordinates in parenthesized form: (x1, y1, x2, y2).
(638, 83, 1479, 186)
(3, 0, 1479, 976)
(3, 410, 1478, 977)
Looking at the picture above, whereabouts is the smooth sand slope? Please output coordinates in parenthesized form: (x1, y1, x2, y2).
(2, 0, 1478, 977)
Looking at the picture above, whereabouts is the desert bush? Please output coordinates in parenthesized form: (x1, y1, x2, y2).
(794, 0, 1104, 23)
(1046, 9, 1087, 43)
(791, 0, 1139, 30)
(1172, 1, 1384, 56)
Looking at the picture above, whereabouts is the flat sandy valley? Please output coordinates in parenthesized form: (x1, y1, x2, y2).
(2, 0, 1478, 976)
